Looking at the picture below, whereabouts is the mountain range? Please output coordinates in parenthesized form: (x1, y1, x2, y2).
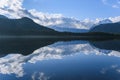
(27, 11, 120, 33)
(48, 18, 113, 33)
(0, 15, 120, 36)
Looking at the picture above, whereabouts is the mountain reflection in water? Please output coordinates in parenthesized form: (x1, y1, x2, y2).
(0, 38, 120, 80)
(0, 38, 83, 57)
(90, 40, 120, 51)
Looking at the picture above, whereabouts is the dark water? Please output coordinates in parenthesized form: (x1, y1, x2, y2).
(0, 38, 120, 80)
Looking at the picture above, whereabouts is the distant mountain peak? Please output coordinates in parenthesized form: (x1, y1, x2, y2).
(20, 17, 34, 22)
(21, 17, 32, 20)
(98, 19, 112, 24)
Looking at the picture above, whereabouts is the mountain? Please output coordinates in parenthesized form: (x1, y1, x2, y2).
(90, 22, 120, 34)
(0, 15, 8, 19)
(0, 16, 59, 36)
(0, 15, 117, 33)
(0, 15, 119, 37)
(98, 19, 112, 24)
(0, 16, 94, 37)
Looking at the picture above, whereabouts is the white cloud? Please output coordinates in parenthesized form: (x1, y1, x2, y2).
(112, 5, 119, 8)
(0, 54, 25, 77)
(38, 72, 50, 80)
(100, 68, 108, 74)
(31, 72, 50, 80)
(101, 64, 120, 75)
(109, 16, 120, 22)
(0, 0, 23, 10)
(108, 51, 120, 57)
(102, 0, 108, 4)
(31, 72, 37, 80)
(102, 0, 120, 9)
(116, 69, 120, 73)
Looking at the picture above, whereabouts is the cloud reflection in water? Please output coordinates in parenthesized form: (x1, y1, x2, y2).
(0, 41, 119, 79)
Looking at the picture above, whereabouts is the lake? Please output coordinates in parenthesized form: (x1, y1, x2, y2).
(0, 38, 120, 80)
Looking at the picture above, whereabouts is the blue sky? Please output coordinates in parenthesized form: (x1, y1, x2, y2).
(23, 0, 120, 20)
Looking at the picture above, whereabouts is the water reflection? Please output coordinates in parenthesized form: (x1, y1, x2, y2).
(0, 38, 120, 80)
(90, 40, 120, 52)
(0, 38, 58, 57)
(0, 38, 80, 57)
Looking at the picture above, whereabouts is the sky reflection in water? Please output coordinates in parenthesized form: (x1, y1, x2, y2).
(0, 39, 120, 80)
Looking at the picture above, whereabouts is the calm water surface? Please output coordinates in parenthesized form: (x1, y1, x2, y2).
(0, 38, 120, 80)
